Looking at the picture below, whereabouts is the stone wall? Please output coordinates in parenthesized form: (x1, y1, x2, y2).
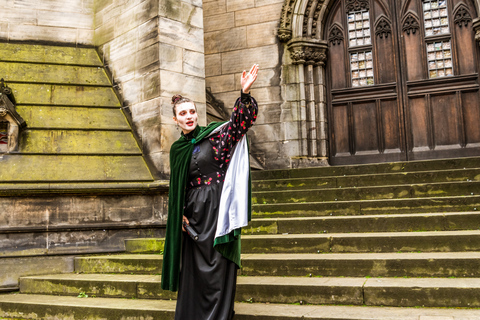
(94, 0, 207, 178)
(0, 0, 94, 45)
(0, 192, 167, 290)
(203, 0, 296, 169)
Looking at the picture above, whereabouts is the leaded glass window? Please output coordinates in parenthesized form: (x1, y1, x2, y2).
(347, 11, 371, 46)
(427, 40, 453, 78)
(423, 0, 453, 78)
(351, 51, 374, 87)
(348, 9, 374, 87)
(423, 0, 449, 36)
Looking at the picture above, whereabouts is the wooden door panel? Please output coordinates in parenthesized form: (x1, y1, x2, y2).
(462, 91, 480, 145)
(332, 105, 350, 155)
(381, 99, 401, 151)
(431, 93, 459, 147)
(353, 102, 379, 153)
(409, 96, 430, 150)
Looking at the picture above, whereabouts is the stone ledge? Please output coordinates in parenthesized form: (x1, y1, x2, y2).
(0, 180, 168, 196)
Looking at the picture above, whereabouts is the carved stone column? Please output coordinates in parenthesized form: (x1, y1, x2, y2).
(473, 18, 480, 45)
(286, 39, 329, 167)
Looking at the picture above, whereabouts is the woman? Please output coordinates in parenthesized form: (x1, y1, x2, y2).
(162, 64, 259, 320)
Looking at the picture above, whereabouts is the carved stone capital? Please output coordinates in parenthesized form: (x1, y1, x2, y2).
(278, 28, 293, 43)
(287, 39, 328, 66)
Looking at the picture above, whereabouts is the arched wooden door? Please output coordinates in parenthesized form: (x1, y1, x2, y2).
(326, 0, 480, 165)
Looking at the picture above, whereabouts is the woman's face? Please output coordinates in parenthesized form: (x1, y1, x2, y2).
(173, 102, 198, 134)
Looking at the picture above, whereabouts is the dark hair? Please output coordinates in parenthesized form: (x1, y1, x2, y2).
(172, 94, 195, 116)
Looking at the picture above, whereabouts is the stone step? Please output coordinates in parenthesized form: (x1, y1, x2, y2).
(0, 43, 103, 66)
(252, 181, 479, 205)
(76, 252, 480, 278)
(1, 294, 480, 319)
(244, 212, 480, 235)
(125, 238, 165, 253)
(0, 62, 111, 86)
(19, 130, 141, 155)
(75, 254, 163, 274)
(11, 83, 120, 107)
(241, 230, 480, 254)
(252, 168, 480, 191)
(240, 252, 480, 278)
(253, 194, 480, 218)
(17, 106, 130, 130)
(0, 155, 153, 182)
(18, 274, 480, 308)
(251, 156, 480, 181)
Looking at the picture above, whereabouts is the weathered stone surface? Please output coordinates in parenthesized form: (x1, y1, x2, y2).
(204, 0, 227, 17)
(205, 54, 222, 77)
(221, 45, 279, 73)
(234, 3, 283, 26)
(159, 43, 183, 73)
(183, 50, 205, 77)
(19, 130, 141, 154)
(204, 12, 235, 32)
(206, 74, 235, 93)
(226, 0, 255, 12)
(17, 106, 130, 130)
(0, 155, 153, 182)
(125, 238, 165, 253)
(160, 70, 206, 104)
(0, 0, 94, 44)
(75, 254, 163, 274)
(159, 17, 204, 53)
(0, 256, 74, 289)
(204, 27, 247, 54)
(246, 21, 278, 47)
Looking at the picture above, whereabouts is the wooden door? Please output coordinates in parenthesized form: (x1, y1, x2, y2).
(326, 0, 480, 165)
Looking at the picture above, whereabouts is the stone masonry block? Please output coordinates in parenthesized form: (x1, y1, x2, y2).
(160, 70, 206, 104)
(250, 86, 282, 104)
(205, 54, 222, 77)
(159, 17, 204, 53)
(9, 24, 78, 44)
(108, 53, 136, 83)
(213, 91, 241, 111)
(159, 0, 202, 28)
(159, 43, 183, 73)
(204, 27, 247, 55)
(254, 103, 282, 124)
(0, 7, 37, 24)
(235, 3, 283, 27)
(226, 0, 254, 12)
(37, 10, 93, 29)
(135, 43, 160, 74)
(77, 29, 95, 45)
(204, 0, 227, 17)
(143, 70, 161, 101)
(221, 44, 279, 73)
(250, 122, 284, 142)
(206, 74, 235, 93)
(94, 18, 115, 46)
(204, 12, 235, 33)
(137, 18, 159, 50)
(247, 21, 278, 48)
(256, 0, 285, 6)
(234, 67, 278, 91)
(183, 49, 205, 78)
(131, 98, 160, 123)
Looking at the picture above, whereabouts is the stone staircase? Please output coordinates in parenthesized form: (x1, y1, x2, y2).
(2, 157, 480, 318)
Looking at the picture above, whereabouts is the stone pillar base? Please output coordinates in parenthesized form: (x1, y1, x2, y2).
(290, 156, 329, 168)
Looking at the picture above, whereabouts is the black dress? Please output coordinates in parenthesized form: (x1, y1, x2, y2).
(174, 93, 257, 320)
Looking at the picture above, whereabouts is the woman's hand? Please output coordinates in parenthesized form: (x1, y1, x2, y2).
(241, 64, 259, 94)
(182, 215, 189, 232)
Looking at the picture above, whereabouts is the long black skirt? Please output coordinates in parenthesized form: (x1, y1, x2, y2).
(174, 183, 237, 320)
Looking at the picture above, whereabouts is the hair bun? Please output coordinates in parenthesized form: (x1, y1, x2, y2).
(172, 94, 183, 105)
